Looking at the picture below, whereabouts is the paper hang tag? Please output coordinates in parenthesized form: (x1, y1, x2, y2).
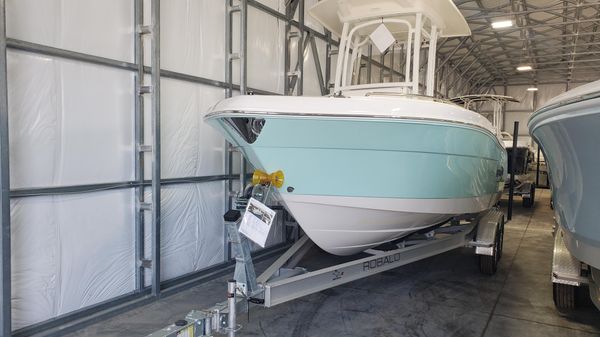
(239, 198, 276, 248)
(370, 23, 396, 54)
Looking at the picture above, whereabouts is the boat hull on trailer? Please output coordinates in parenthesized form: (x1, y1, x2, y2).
(205, 95, 506, 255)
(529, 80, 600, 269)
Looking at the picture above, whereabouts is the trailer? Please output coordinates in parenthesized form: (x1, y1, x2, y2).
(505, 177, 536, 208)
(551, 226, 600, 311)
(502, 132, 537, 208)
(147, 204, 505, 337)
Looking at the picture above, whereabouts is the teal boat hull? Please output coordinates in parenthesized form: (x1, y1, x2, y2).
(207, 108, 506, 255)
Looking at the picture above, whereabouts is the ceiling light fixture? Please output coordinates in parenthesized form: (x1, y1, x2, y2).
(491, 20, 513, 29)
(527, 87, 538, 91)
(517, 65, 533, 72)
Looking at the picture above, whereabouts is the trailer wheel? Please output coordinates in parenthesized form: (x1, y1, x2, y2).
(479, 227, 500, 275)
(553, 283, 576, 310)
(498, 216, 505, 260)
(523, 184, 536, 208)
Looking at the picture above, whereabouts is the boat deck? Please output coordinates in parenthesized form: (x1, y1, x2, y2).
(63, 189, 600, 337)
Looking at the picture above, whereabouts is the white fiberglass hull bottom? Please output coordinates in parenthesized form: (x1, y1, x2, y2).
(281, 194, 500, 255)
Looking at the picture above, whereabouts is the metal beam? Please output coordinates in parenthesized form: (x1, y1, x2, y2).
(436, 37, 468, 72)
(456, 63, 486, 94)
(447, 41, 478, 74)
(518, 0, 538, 84)
(0, 0, 9, 335)
(133, 0, 145, 294)
(298, 0, 304, 95)
(7, 38, 277, 96)
(567, 0, 583, 81)
(150, 0, 161, 299)
(462, 2, 600, 20)
(309, 36, 327, 95)
(470, 17, 600, 34)
(9, 175, 238, 198)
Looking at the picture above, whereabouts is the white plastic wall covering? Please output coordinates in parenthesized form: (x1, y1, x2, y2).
(567, 81, 585, 90)
(495, 83, 573, 134)
(302, 37, 327, 96)
(504, 111, 531, 136)
(370, 65, 381, 84)
(160, 79, 226, 179)
(240, 6, 285, 95)
(11, 189, 135, 330)
(329, 53, 338, 89)
(161, 0, 226, 82)
(506, 85, 534, 111)
(383, 52, 393, 83)
(536, 83, 569, 107)
(143, 181, 224, 285)
(7, 50, 135, 189)
(6, 0, 134, 63)
(358, 61, 369, 85)
(256, 0, 284, 13)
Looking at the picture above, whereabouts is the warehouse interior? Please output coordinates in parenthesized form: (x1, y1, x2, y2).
(1, 0, 600, 336)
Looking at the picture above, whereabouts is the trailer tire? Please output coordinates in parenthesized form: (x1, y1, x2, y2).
(479, 227, 500, 275)
(553, 283, 576, 310)
(498, 216, 504, 260)
(523, 184, 536, 208)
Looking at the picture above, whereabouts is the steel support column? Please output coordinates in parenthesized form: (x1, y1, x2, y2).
(325, 30, 332, 91)
(309, 36, 327, 95)
(0, 0, 9, 334)
(297, 0, 304, 96)
(239, 0, 248, 191)
(150, 0, 161, 298)
(133, 0, 145, 293)
(366, 44, 372, 84)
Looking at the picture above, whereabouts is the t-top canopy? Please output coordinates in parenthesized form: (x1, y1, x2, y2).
(308, 0, 471, 39)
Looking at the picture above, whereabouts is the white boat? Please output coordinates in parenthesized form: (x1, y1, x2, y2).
(529, 79, 600, 269)
(205, 0, 507, 255)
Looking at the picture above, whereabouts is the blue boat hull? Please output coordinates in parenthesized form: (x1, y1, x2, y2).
(530, 94, 600, 268)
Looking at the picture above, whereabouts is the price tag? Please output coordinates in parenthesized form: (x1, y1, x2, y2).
(239, 198, 276, 248)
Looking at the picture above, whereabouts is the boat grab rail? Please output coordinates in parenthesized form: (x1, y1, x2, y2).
(364, 91, 454, 105)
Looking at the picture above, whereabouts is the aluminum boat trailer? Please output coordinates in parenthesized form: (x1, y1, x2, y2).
(147, 208, 505, 337)
(505, 177, 536, 208)
(551, 226, 600, 311)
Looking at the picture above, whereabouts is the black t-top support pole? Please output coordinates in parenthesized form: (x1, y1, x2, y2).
(507, 121, 519, 221)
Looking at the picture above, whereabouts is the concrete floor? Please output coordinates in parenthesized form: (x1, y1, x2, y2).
(66, 189, 600, 337)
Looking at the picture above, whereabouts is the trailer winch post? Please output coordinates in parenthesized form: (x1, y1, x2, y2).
(227, 279, 237, 337)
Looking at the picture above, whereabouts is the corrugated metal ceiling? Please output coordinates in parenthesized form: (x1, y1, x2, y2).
(441, 0, 600, 90)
